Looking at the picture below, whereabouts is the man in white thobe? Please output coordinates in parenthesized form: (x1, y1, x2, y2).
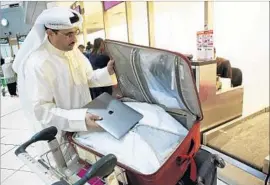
(12, 7, 116, 156)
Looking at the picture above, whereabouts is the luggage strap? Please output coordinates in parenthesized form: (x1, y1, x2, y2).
(178, 154, 197, 182)
(178, 139, 197, 182)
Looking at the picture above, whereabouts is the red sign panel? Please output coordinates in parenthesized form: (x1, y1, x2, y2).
(103, 1, 123, 11)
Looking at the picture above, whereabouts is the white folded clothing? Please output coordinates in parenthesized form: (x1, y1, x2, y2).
(75, 102, 188, 174)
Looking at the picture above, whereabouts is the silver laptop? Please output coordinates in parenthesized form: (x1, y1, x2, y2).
(83, 92, 143, 139)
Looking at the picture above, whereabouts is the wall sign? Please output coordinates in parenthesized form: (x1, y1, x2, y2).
(70, 2, 82, 14)
(196, 30, 214, 60)
(103, 1, 123, 11)
(17, 35, 27, 42)
(0, 37, 9, 44)
(73, 5, 82, 14)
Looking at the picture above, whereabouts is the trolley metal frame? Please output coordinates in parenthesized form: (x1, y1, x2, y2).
(15, 126, 120, 185)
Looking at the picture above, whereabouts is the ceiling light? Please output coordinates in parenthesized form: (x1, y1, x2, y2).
(1, 18, 8, 27)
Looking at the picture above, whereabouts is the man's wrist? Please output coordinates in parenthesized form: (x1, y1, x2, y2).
(108, 67, 114, 75)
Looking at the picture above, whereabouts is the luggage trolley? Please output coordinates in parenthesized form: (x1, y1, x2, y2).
(15, 126, 227, 185)
(14, 126, 123, 185)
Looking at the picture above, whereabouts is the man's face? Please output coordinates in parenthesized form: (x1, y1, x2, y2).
(47, 28, 79, 51)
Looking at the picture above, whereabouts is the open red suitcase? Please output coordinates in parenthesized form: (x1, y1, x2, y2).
(67, 40, 203, 185)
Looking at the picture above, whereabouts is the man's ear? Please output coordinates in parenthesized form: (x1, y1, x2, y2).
(46, 29, 54, 37)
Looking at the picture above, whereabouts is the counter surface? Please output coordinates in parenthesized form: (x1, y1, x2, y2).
(190, 60, 217, 66)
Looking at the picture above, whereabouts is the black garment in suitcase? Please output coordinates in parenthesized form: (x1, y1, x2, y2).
(178, 148, 225, 185)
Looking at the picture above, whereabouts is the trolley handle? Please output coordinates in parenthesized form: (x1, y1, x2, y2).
(15, 126, 57, 156)
(50, 154, 117, 185)
(73, 154, 117, 185)
(15, 126, 118, 185)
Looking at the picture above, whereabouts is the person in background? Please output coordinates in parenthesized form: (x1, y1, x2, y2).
(0, 57, 6, 96)
(84, 41, 93, 60)
(88, 38, 113, 99)
(85, 41, 93, 54)
(2, 57, 18, 97)
(78, 44, 85, 53)
(214, 47, 232, 79)
(1, 57, 4, 66)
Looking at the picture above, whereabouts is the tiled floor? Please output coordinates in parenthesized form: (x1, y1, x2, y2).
(1, 95, 45, 185)
(0, 94, 228, 185)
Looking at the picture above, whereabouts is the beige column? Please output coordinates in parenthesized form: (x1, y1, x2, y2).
(147, 2, 155, 47)
(16, 34, 20, 49)
(79, 1, 88, 46)
(103, 4, 109, 39)
(7, 36, 14, 57)
(125, 1, 133, 43)
(204, 1, 214, 30)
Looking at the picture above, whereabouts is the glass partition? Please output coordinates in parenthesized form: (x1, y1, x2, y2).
(104, 2, 128, 42)
(152, 2, 204, 55)
(127, 2, 149, 46)
(84, 1, 105, 45)
(0, 44, 11, 58)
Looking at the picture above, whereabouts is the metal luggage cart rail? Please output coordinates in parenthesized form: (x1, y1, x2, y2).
(66, 132, 130, 185)
(14, 126, 121, 185)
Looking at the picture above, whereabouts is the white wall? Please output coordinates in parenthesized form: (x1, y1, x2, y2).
(76, 34, 84, 46)
(106, 24, 128, 42)
(87, 30, 106, 44)
(213, 2, 269, 116)
(153, 2, 204, 55)
(129, 2, 149, 46)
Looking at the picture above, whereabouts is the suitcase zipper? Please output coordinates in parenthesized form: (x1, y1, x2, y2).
(131, 48, 196, 119)
(105, 39, 203, 121)
(130, 48, 152, 103)
(175, 57, 197, 118)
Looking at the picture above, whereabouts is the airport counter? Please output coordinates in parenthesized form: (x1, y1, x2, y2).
(191, 60, 244, 132)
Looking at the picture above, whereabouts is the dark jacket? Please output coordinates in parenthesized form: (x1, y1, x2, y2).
(216, 57, 232, 79)
(1, 58, 4, 66)
(88, 53, 113, 99)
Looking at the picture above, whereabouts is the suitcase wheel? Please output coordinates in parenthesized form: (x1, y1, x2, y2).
(197, 182, 205, 185)
(197, 177, 205, 185)
(212, 154, 225, 168)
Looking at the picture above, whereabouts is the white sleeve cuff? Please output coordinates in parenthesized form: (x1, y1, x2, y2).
(110, 74, 117, 86)
(68, 109, 88, 132)
(95, 67, 113, 86)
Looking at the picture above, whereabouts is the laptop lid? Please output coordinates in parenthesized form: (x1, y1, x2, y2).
(83, 93, 143, 139)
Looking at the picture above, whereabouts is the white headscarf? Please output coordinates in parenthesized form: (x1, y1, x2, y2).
(12, 7, 83, 74)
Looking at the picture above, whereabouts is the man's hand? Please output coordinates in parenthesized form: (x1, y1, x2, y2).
(116, 94, 123, 99)
(85, 113, 102, 129)
(107, 59, 115, 75)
